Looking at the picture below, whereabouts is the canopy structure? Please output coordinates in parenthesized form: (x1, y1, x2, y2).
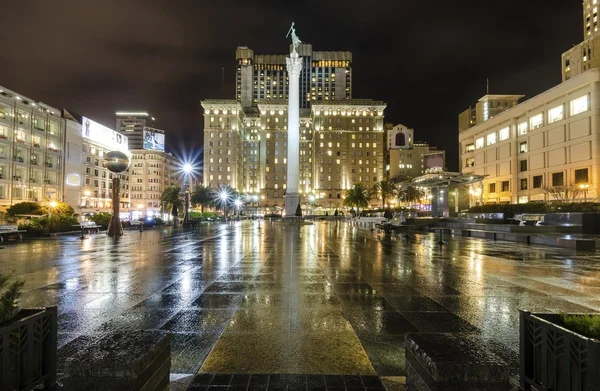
(406, 171, 487, 217)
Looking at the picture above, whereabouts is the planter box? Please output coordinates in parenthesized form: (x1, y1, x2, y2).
(520, 310, 600, 390)
(64, 331, 171, 391)
(0, 306, 57, 391)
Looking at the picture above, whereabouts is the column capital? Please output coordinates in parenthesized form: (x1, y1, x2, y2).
(286, 55, 303, 75)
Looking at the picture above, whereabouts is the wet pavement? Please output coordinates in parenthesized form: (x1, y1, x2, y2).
(2, 221, 600, 389)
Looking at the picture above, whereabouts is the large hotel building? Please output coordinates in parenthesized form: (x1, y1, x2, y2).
(0, 87, 64, 208)
(203, 43, 385, 208)
(459, 1, 600, 205)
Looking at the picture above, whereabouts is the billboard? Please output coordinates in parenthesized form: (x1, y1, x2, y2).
(143, 127, 165, 152)
(82, 117, 128, 152)
(423, 152, 445, 171)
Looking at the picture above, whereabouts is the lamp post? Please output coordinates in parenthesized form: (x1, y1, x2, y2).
(182, 163, 192, 228)
(580, 183, 589, 202)
(104, 151, 130, 237)
(219, 190, 229, 222)
(234, 198, 243, 220)
(49, 201, 57, 218)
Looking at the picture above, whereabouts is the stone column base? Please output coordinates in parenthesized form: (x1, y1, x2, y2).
(285, 193, 301, 217)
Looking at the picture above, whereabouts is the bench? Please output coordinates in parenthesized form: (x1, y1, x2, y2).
(405, 333, 511, 391)
(462, 229, 532, 244)
(0, 225, 26, 243)
(462, 229, 497, 240)
(431, 227, 453, 245)
(64, 331, 171, 391)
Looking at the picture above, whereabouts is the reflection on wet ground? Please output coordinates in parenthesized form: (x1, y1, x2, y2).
(2, 221, 600, 388)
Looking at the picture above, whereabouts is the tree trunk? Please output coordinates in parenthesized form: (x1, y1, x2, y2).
(201, 204, 204, 213)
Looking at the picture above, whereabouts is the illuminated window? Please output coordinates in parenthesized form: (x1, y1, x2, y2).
(475, 137, 484, 149)
(529, 114, 543, 130)
(486, 132, 497, 146)
(499, 127, 510, 141)
(465, 143, 475, 152)
(548, 105, 564, 123)
(570, 95, 590, 116)
(518, 121, 528, 135)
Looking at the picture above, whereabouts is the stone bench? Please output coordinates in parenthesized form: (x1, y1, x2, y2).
(64, 331, 171, 391)
(529, 235, 596, 251)
(405, 333, 511, 391)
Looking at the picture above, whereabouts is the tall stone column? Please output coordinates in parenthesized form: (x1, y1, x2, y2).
(285, 50, 303, 217)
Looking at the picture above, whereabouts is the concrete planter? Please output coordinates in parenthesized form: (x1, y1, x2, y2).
(520, 310, 600, 390)
(64, 331, 171, 391)
(0, 306, 57, 391)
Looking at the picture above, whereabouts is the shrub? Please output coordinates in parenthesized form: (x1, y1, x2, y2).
(7, 202, 44, 216)
(189, 211, 220, 221)
(560, 313, 600, 339)
(0, 273, 25, 327)
(86, 212, 111, 228)
(467, 202, 600, 216)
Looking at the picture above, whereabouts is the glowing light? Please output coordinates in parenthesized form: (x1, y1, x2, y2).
(84, 190, 91, 196)
(50, 201, 57, 208)
(137, 204, 144, 209)
(183, 163, 193, 174)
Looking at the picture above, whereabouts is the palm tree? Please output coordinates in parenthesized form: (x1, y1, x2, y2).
(372, 180, 397, 208)
(399, 185, 424, 205)
(191, 184, 214, 212)
(160, 186, 183, 218)
(343, 183, 371, 216)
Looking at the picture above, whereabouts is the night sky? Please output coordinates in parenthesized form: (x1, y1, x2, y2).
(2, 0, 581, 171)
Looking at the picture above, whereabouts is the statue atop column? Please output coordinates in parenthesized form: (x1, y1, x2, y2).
(286, 22, 301, 54)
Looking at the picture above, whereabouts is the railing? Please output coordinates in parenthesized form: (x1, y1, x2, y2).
(0, 306, 57, 391)
(520, 310, 600, 391)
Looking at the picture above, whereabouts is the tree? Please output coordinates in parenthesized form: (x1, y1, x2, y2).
(543, 184, 583, 202)
(344, 183, 371, 216)
(0, 273, 24, 326)
(161, 187, 183, 217)
(399, 186, 424, 205)
(191, 184, 214, 212)
(372, 180, 397, 208)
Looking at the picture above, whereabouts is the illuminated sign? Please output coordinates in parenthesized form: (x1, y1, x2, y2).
(143, 127, 165, 152)
(82, 117, 128, 152)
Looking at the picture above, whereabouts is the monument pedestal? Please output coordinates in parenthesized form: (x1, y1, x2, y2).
(285, 192, 300, 217)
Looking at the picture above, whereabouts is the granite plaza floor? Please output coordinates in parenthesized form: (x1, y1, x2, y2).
(2, 220, 600, 389)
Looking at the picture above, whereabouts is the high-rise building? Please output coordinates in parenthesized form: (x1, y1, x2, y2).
(562, 0, 600, 81)
(0, 86, 64, 212)
(202, 98, 386, 208)
(235, 43, 352, 109)
(63, 110, 131, 215)
(387, 124, 445, 181)
(116, 112, 156, 150)
(129, 150, 182, 219)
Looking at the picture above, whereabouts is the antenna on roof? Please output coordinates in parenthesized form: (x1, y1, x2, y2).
(486, 78, 490, 95)
(221, 67, 225, 95)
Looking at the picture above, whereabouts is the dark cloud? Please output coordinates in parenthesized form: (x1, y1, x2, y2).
(1, 0, 581, 169)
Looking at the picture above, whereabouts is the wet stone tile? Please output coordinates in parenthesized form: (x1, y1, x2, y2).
(190, 293, 244, 309)
(400, 311, 478, 333)
(161, 309, 235, 333)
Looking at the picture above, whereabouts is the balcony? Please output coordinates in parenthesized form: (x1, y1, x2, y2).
(45, 162, 54, 168)
(12, 176, 22, 181)
(12, 156, 24, 163)
(33, 143, 41, 148)
(15, 138, 26, 144)
(47, 148, 59, 153)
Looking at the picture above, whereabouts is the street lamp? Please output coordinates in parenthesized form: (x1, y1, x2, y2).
(234, 198, 243, 220)
(580, 183, 590, 202)
(49, 201, 57, 218)
(182, 163, 192, 228)
(219, 190, 229, 221)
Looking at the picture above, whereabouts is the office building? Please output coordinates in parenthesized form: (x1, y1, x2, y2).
(459, 69, 600, 204)
(129, 150, 182, 219)
(63, 111, 131, 215)
(116, 112, 156, 150)
(236, 44, 352, 109)
(0, 86, 64, 212)
(562, 0, 600, 81)
(387, 124, 445, 180)
(202, 98, 386, 208)
(458, 95, 523, 132)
